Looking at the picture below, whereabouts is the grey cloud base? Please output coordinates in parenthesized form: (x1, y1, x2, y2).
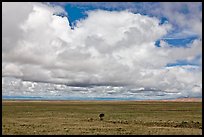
(3, 77, 200, 100)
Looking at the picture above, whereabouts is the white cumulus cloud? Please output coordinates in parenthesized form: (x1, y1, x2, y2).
(2, 2, 202, 100)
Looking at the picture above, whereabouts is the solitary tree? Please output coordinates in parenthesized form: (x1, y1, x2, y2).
(99, 113, 105, 121)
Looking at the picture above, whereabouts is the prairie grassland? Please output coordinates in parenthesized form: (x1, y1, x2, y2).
(2, 100, 202, 135)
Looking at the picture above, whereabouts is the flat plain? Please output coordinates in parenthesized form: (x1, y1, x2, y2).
(2, 100, 202, 135)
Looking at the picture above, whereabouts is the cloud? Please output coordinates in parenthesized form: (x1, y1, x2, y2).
(142, 2, 202, 38)
(2, 2, 202, 100)
(54, 2, 202, 38)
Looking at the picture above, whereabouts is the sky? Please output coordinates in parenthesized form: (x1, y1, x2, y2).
(2, 2, 202, 100)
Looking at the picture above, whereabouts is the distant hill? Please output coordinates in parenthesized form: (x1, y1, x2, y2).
(156, 98, 202, 102)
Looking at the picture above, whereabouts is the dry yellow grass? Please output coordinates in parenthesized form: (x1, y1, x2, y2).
(2, 100, 202, 135)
